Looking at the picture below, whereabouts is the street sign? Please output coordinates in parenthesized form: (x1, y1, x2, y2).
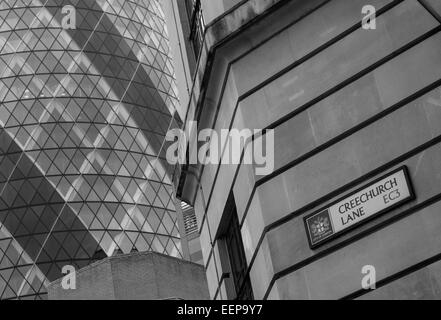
(304, 166, 414, 249)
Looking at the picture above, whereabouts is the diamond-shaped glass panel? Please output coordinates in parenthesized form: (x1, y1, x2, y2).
(0, 0, 182, 300)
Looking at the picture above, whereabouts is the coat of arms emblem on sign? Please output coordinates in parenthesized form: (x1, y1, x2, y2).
(311, 216, 330, 237)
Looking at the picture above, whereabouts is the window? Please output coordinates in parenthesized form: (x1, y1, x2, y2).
(219, 194, 253, 300)
(185, 0, 205, 60)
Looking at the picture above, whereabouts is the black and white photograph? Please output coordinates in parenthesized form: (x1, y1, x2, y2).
(0, 0, 440, 312)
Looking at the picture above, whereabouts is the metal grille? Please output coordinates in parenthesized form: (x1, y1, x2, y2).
(182, 202, 198, 235)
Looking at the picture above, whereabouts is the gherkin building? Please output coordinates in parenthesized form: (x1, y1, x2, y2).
(0, 0, 182, 299)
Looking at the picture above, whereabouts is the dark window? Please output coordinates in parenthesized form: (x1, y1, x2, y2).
(221, 196, 253, 300)
(185, 0, 205, 60)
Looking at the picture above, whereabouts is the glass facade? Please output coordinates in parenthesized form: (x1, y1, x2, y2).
(0, 0, 182, 299)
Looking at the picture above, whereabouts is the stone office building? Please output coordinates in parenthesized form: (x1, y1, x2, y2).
(173, 0, 441, 299)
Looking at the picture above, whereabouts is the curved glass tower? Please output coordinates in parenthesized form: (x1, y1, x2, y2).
(0, 0, 182, 299)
